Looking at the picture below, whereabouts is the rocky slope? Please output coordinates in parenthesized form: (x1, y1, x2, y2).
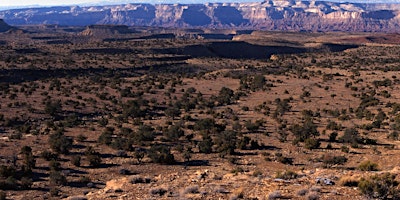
(1, 1, 400, 32)
(0, 19, 13, 32)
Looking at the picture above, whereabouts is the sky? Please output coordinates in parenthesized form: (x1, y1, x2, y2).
(0, 0, 399, 7)
(0, 0, 259, 8)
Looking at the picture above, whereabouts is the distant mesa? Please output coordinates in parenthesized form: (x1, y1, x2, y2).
(0, 19, 13, 33)
(1, 1, 400, 32)
(79, 25, 135, 37)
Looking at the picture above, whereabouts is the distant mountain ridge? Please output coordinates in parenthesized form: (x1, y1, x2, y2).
(1, 1, 400, 32)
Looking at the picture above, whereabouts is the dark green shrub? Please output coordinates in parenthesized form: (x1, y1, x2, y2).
(328, 132, 338, 142)
(20, 177, 33, 189)
(304, 138, 320, 149)
(339, 128, 360, 144)
(148, 145, 175, 165)
(214, 130, 237, 156)
(198, 134, 213, 154)
(48, 131, 73, 154)
(76, 134, 87, 142)
(45, 100, 62, 117)
(49, 171, 67, 186)
(41, 150, 59, 161)
(85, 147, 102, 167)
(71, 155, 81, 167)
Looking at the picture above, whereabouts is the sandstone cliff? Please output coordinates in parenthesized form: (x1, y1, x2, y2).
(1, 1, 400, 32)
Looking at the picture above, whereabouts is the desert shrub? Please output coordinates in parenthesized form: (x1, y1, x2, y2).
(48, 131, 73, 154)
(358, 173, 399, 199)
(341, 145, 349, 153)
(231, 167, 244, 174)
(275, 154, 293, 165)
(131, 125, 156, 144)
(78, 176, 91, 184)
(164, 106, 181, 119)
(1, 177, 17, 189)
(268, 190, 282, 200)
(328, 132, 338, 142)
(20, 146, 35, 171)
(85, 147, 102, 167)
(49, 170, 67, 186)
(326, 120, 342, 130)
(388, 131, 399, 140)
(148, 145, 175, 165)
(214, 130, 237, 156)
(310, 186, 321, 192)
(98, 128, 113, 145)
(244, 120, 261, 132)
(149, 187, 167, 196)
(306, 192, 319, 200)
(198, 134, 213, 154)
(76, 134, 87, 142)
(297, 188, 308, 196)
(20, 177, 33, 189)
(71, 155, 81, 167)
(130, 175, 145, 184)
(0, 165, 16, 178)
(183, 185, 199, 194)
(217, 87, 234, 105)
(373, 78, 392, 87)
(49, 187, 60, 196)
(163, 124, 184, 141)
(49, 160, 61, 171)
(276, 170, 297, 180)
(321, 154, 347, 167)
(252, 170, 263, 177)
(290, 117, 319, 144)
(358, 161, 379, 171)
(304, 138, 320, 149)
(41, 150, 59, 161)
(45, 100, 62, 117)
(87, 154, 101, 167)
(110, 137, 133, 151)
(274, 98, 292, 117)
(194, 118, 216, 132)
(134, 148, 145, 164)
(339, 128, 361, 145)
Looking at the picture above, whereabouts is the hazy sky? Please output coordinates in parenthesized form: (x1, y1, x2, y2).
(0, 0, 398, 7)
(0, 0, 261, 7)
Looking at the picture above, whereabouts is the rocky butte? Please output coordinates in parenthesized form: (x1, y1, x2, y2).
(1, 0, 400, 32)
(0, 19, 13, 32)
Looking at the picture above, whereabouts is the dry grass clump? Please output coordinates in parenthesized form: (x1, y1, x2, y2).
(338, 175, 361, 187)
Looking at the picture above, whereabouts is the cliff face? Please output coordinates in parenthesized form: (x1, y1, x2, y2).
(1, 1, 400, 32)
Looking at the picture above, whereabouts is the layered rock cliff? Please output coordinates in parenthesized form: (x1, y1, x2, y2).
(1, 1, 400, 32)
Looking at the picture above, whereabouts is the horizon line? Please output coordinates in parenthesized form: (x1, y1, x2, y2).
(1, 0, 399, 10)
